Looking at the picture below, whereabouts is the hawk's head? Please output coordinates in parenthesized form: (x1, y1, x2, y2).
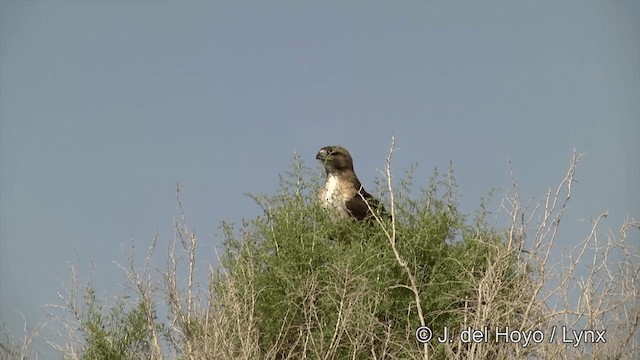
(316, 146, 354, 174)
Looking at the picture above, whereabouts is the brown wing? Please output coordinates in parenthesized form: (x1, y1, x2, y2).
(345, 188, 388, 221)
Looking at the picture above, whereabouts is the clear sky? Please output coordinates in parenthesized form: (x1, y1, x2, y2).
(1, 0, 638, 355)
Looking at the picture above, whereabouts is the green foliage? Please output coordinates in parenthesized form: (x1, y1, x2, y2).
(67, 155, 525, 359)
(77, 286, 157, 360)
(215, 158, 522, 359)
(39, 152, 639, 359)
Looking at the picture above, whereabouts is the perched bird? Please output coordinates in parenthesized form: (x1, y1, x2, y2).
(316, 145, 387, 221)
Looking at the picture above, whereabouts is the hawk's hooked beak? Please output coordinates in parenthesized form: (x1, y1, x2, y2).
(316, 148, 329, 161)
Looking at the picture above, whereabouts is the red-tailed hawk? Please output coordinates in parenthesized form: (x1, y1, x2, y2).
(316, 145, 387, 221)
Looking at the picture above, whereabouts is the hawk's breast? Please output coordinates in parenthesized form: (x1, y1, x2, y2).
(320, 174, 350, 219)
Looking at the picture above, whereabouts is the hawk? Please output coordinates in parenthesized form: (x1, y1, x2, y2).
(316, 145, 387, 221)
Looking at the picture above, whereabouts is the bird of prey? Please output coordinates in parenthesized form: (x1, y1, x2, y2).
(316, 145, 387, 221)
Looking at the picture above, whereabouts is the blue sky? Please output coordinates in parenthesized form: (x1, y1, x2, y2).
(1, 0, 638, 354)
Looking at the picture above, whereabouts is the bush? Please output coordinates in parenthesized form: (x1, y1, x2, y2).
(78, 287, 158, 360)
(37, 144, 638, 360)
